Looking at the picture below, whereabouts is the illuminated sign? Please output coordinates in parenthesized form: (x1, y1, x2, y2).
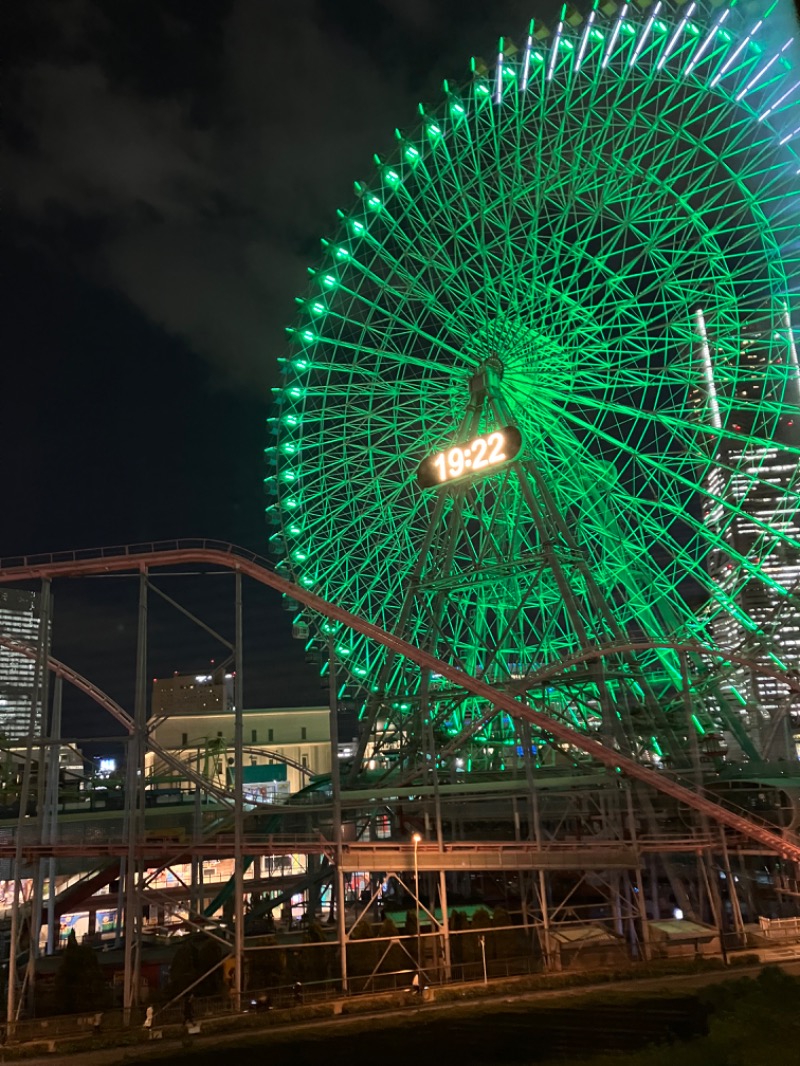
(417, 426, 522, 488)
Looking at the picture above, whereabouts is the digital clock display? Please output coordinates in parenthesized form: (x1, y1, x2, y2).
(417, 426, 522, 489)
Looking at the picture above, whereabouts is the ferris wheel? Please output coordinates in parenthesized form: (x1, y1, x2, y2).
(266, 4, 800, 777)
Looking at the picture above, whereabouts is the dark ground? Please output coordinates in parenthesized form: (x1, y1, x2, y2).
(141, 997, 708, 1066)
(128, 967, 800, 1066)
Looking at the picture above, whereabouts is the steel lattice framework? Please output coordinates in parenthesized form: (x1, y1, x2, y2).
(268, 4, 800, 776)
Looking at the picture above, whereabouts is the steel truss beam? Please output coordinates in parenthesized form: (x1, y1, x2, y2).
(1, 542, 798, 862)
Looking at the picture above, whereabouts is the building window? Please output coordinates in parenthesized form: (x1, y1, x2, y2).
(251, 729, 257, 743)
(217, 731, 223, 738)
(301, 727, 307, 740)
(181, 732, 188, 747)
(268, 728, 274, 743)
(302, 754, 309, 770)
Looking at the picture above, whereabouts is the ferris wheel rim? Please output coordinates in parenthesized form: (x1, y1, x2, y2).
(268, 7, 800, 757)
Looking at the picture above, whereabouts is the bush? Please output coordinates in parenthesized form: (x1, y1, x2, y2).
(247, 945, 286, 991)
(167, 935, 224, 999)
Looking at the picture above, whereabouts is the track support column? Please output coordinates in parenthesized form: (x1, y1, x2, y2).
(123, 570, 147, 1021)
(328, 638, 348, 992)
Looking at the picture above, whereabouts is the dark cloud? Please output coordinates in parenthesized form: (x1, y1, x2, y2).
(4, 1, 422, 387)
(6, 0, 570, 389)
(7, 2, 800, 392)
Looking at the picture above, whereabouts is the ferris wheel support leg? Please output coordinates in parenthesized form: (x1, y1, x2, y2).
(233, 572, 245, 1011)
(423, 700, 451, 979)
(348, 390, 486, 784)
(509, 443, 632, 753)
(347, 486, 451, 784)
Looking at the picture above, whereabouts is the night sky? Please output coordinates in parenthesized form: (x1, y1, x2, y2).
(4, 1, 800, 751)
(5, 0, 562, 749)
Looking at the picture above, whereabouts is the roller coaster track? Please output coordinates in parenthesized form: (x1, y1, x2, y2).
(1, 539, 799, 863)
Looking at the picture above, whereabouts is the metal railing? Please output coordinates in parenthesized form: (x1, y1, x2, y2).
(0, 538, 270, 574)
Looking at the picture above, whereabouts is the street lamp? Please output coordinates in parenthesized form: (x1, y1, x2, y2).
(412, 833, 422, 989)
(479, 934, 488, 985)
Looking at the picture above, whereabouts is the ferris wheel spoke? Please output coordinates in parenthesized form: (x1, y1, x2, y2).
(554, 395, 800, 561)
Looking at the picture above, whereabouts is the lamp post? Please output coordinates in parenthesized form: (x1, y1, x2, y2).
(412, 833, 422, 988)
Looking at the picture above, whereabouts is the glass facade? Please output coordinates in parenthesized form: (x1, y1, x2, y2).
(0, 588, 43, 743)
(697, 310, 800, 758)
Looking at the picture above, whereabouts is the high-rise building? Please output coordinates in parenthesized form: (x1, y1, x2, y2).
(0, 588, 44, 743)
(693, 306, 800, 759)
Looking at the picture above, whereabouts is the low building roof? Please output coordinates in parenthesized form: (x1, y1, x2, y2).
(648, 919, 717, 941)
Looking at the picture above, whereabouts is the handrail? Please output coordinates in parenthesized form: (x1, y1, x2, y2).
(0, 836, 716, 861)
(0, 538, 266, 573)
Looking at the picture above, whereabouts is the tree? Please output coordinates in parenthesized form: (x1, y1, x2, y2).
(404, 909, 419, 938)
(491, 906, 522, 960)
(377, 915, 407, 986)
(52, 930, 109, 1014)
(449, 908, 468, 968)
(347, 921, 379, 991)
(303, 920, 335, 983)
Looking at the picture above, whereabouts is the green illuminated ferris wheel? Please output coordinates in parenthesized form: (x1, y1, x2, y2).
(267, 3, 800, 777)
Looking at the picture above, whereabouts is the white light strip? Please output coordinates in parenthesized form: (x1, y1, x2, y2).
(602, 4, 628, 69)
(520, 32, 533, 91)
(548, 20, 564, 82)
(684, 8, 730, 77)
(630, 1, 662, 68)
(710, 19, 763, 88)
(657, 2, 696, 71)
(695, 308, 722, 430)
(576, 10, 596, 72)
(759, 79, 800, 121)
(494, 41, 504, 104)
(785, 304, 800, 384)
(735, 39, 793, 103)
(779, 123, 800, 145)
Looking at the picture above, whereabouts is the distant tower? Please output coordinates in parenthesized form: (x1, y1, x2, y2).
(0, 588, 44, 743)
(694, 304, 800, 759)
